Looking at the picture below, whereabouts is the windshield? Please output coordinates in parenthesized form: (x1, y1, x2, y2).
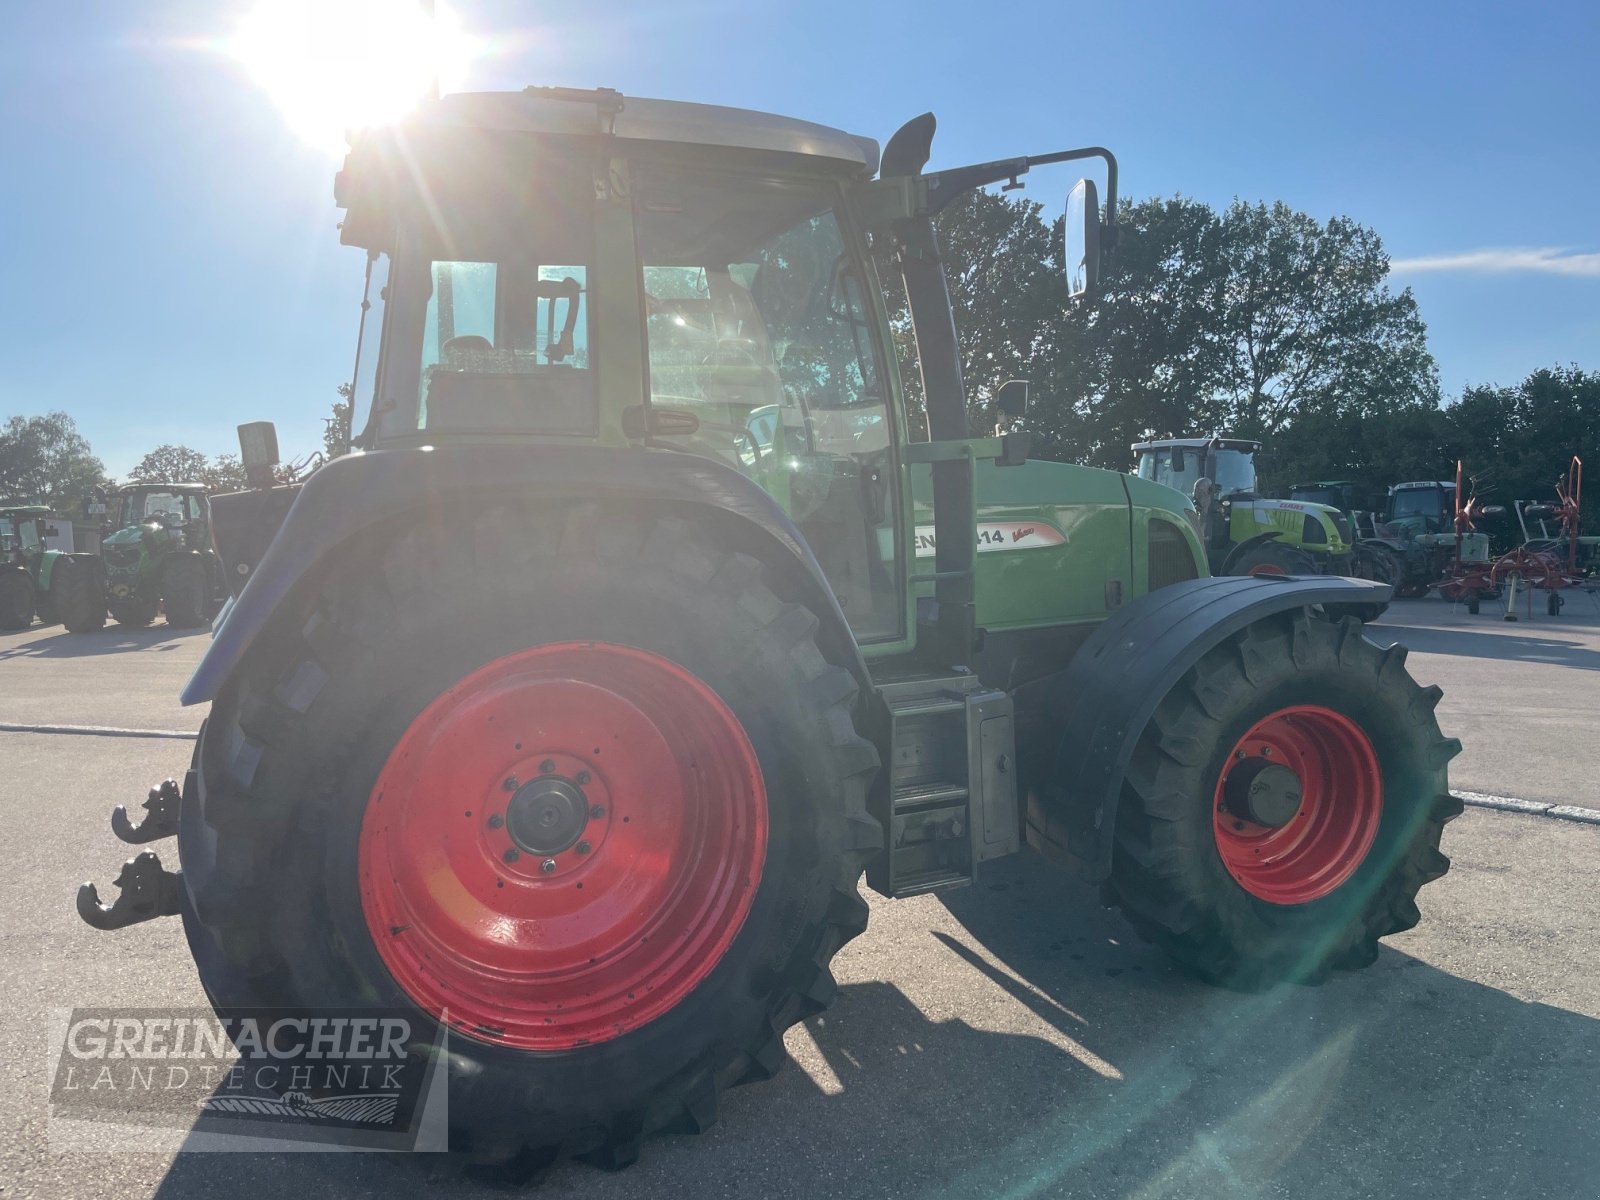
(635, 167, 898, 640)
(1391, 488, 1448, 520)
(1209, 448, 1257, 495)
(0, 517, 14, 553)
(126, 492, 188, 525)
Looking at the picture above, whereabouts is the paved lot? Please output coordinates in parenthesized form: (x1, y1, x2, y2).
(1, 597, 1597, 1198)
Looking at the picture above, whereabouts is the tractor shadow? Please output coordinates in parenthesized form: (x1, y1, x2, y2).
(0, 625, 205, 660)
(149, 854, 1600, 1200)
(1366, 621, 1600, 672)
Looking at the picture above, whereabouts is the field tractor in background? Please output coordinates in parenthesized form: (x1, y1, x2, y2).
(75, 90, 1460, 1175)
(93, 482, 226, 629)
(1133, 436, 1396, 620)
(1365, 478, 1474, 598)
(0, 505, 105, 631)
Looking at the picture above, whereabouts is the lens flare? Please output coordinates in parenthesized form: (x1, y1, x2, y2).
(228, 0, 476, 152)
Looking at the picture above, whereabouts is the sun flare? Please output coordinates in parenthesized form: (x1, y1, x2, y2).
(229, 0, 477, 153)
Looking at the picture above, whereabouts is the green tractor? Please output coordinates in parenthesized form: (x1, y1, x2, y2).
(1133, 437, 1397, 620)
(76, 90, 1459, 1172)
(1365, 479, 1483, 598)
(95, 482, 226, 629)
(0, 505, 106, 632)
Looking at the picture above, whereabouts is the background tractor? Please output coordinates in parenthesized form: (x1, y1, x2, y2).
(0, 504, 105, 632)
(94, 482, 226, 629)
(1133, 436, 1396, 620)
(76, 90, 1459, 1175)
(1365, 478, 1483, 598)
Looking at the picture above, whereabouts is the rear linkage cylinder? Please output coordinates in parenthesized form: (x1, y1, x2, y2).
(77, 777, 184, 931)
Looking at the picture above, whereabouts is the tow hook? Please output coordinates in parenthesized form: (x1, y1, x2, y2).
(77, 851, 182, 931)
(112, 778, 182, 844)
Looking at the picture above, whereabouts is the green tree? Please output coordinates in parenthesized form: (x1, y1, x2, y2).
(202, 454, 249, 493)
(129, 444, 212, 484)
(325, 385, 355, 460)
(0, 412, 107, 518)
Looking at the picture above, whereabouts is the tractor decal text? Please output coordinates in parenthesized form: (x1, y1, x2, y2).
(914, 521, 1067, 557)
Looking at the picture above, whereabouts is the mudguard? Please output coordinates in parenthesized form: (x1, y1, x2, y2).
(1217, 530, 1283, 575)
(1025, 573, 1392, 881)
(182, 443, 868, 705)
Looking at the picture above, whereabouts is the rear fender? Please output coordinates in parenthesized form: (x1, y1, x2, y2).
(1024, 574, 1393, 881)
(183, 444, 869, 705)
(38, 549, 62, 591)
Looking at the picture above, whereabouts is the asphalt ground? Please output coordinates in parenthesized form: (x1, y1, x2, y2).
(2, 595, 1598, 1198)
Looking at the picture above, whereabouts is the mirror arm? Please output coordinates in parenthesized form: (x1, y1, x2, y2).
(918, 146, 1119, 239)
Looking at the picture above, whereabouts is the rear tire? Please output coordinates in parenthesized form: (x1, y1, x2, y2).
(0, 572, 34, 630)
(181, 502, 880, 1172)
(1106, 610, 1461, 989)
(53, 557, 106, 632)
(163, 555, 209, 628)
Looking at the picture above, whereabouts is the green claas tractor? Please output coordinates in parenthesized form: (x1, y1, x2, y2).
(75, 89, 1460, 1173)
(0, 505, 105, 632)
(95, 482, 226, 629)
(1133, 437, 1396, 620)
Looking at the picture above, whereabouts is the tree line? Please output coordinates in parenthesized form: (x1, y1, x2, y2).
(912, 190, 1596, 523)
(0, 414, 246, 519)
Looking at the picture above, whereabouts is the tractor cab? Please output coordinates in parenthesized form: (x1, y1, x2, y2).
(110, 483, 210, 534)
(1134, 436, 1260, 504)
(1383, 481, 1455, 538)
(0, 506, 52, 566)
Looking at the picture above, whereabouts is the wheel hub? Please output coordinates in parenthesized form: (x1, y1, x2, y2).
(1223, 759, 1303, 828)
(505, 777, 589, 855)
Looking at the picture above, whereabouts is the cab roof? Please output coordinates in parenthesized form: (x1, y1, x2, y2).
(412, 90, 881, 176)
(0, 504, 51, 516)
(121, 482, 208, 493)
(1131, 436, 1261, 453)
(1390, 481, 1456, 491)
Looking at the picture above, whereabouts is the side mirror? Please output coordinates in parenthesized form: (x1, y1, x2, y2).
(238, 421, 281, 490)
(994, 379, 1029, 422)
(1171, 447, 1186, 473)
(1065, 178, 1101, 297)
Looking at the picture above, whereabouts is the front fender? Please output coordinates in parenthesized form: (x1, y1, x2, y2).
(184, 444, 867, 705)
(1024, 573, 1392, 881)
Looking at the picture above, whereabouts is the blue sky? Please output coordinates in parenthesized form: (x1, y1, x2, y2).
(3, 0, 1596, 477)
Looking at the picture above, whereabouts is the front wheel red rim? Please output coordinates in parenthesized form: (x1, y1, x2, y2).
(1212, 705, 1383, 905)
(359, 642, 768, 1051)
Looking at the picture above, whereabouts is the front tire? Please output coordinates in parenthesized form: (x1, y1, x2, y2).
(162, 555, 209, 628)
(182, 503, 880, 1172)
(110, 592, 159, 628)
(1106, 610, 1461, 989)
(0, 572, 34, 630)
(1227, 540, 1320, 578)
(53, 557, 106, 632)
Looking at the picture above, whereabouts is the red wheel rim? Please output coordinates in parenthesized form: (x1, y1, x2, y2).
(1246, 563, 1287, 577)
(359, 642, 767, 1050)
(1211, 705, 1382, 905)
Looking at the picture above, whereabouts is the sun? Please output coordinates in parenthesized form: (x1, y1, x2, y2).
(228, 0, 477, 153)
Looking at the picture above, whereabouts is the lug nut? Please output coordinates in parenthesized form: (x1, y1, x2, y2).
(540, 858, 558, 874)
(487, 813, 504, 830)
(576, 771, 591, 785)
(575, 841, 592, 856)
(1261, 747, 1273, 758)
(503, 847, 520, 863)
(540, 759, 556, 775)
(590, 805, 606, 819)
(502, 776, 519, 792)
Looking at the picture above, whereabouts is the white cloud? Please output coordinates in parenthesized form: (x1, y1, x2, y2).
(1389, 246, 1600, 276)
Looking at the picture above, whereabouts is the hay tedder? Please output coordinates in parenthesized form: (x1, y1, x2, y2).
(1436, 457, 1592, 619)
(73, 89, 1461, 1173)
